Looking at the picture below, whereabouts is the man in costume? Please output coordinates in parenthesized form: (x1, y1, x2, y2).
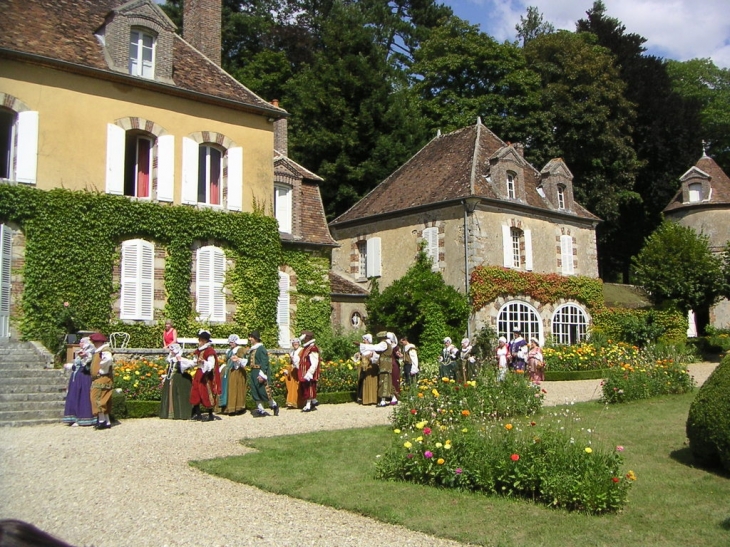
(89, 332, 114, 429)
(509, 327, 528, 372)
(247, 330, 279, 417)
(298, 330, 320, 412)
(399, 336, 419, 386)
(438, 337, 458, 380)
(190, 330, 221, 422)
(361, 331, 396, 407)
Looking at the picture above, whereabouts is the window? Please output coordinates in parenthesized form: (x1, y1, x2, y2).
(277, 271, 290, 348)
(551, 304, 588, 345)
(0, 107, 38, 184)
(274, 184, 292, 233)
(357, 241, 367, 278)
(196, 246, 226, 322)
(507, 172, 516, 199)
(198, 145, 222, 205)
(511, 227, 521, 268)
(0, 224, 11, 338)
(351, 312, 362, 328)
(497, 301, 541, 345)
(120, 239, 154, 320)
(124, 132, 153, 198)
(502, 225, 532, 270)
(129, 30, 155, 79)
(560, 235, 574, 275)
(688, 183, 702, 203)
(557, 185, 566, 209)
(423, 226, 439, 270)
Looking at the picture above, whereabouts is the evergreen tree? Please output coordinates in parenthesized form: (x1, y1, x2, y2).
(515, 5, 554, 47)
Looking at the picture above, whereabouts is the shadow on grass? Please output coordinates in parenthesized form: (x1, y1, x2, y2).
(670, 446, 730, 479)
(721, 517, 730, 531)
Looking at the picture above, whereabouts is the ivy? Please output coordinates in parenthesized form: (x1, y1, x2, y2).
(281, 249, 331, 337)
(0, 185, 282, 350)
(470, 266, 605, 312)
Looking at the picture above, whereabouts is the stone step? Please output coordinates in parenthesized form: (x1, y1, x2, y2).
(0, 418, 66, 427)
(0, 392, 66, 403)
(0, 383, 67, 394)
(0, 368, 68, 378)
(0, 400, 65, 412)
(2, 377, 69, 387)
(0, 408, 65, 422)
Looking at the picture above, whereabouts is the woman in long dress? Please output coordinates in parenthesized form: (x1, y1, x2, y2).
(495, 336, 509, 381)
(222, 334, 248, 415)
(357, 334, 379, 405)
(159, 343, 194, 420)
(526, 338, 545, 383)
(62, 337, 96, 426)
(285, 338, 303, 409)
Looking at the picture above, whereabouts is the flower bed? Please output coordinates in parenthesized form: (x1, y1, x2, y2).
(601, 358, 694, 403)
(378, 377, 633, 514)
(542, 342, 644, 372)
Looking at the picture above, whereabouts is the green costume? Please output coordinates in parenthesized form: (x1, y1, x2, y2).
(248, 343, 272, 402)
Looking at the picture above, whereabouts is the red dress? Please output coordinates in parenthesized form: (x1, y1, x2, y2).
(189, 346, 221, 409)
(298, 343, 320, 400)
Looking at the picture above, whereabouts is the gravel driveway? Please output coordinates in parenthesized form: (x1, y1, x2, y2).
(0, 362, 718, 547)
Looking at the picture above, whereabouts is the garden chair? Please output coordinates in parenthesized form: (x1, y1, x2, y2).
(109, 332, 130, 349)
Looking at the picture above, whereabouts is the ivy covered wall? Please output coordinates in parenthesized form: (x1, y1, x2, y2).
(0, 185, 283, 349)
(282, 248, 332, 337)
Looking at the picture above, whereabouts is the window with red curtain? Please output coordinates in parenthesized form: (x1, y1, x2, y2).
(124, 133, 152, 198)
(136, 137, 151, 198)
(198, 145, 222, 205)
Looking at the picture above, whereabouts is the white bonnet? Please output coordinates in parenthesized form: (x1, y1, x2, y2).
(498, 336, 507, 344)
(228, 334, 240, 344)
(362, 333, 373, 344)
(443, 337, 452, 345)
(168, 343, 182, 356)
(461, 338, 470, 346)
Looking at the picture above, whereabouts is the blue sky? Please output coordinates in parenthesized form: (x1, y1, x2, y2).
(441, 0, 730, 68)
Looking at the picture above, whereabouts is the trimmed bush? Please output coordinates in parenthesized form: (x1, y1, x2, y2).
(686, 355, 730, 471)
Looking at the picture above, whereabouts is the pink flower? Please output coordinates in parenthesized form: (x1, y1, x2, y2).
(424, 451, 433, 459)
(63, 301, 70, 307)
(423, 427, 432, 435)
(510, 454, 520, 461)
(455, 468, 463, 475)
(406, 453, 413, 459)
(616, 445, 624, 452)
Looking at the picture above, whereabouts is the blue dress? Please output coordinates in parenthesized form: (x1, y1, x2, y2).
(62, 358, 96, 426)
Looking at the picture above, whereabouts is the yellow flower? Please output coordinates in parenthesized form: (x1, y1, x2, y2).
(461, 428, 468, 433)
(444, 443, 452, 450)
(505, 423, 513, 431)
(123, 375, 131, 381)
(135, 371, 140, 375)
(437, 458, 445, 465)
(393, 429, 401, 434)
(431, 389, 440, 398)
(416, 436, 423, 442)
(403, 442, 412, 449)
(442, 377, 450, 383)
(415, 420, 428, 429)
(449, 379, 455, 383)
(585, 447, 593, 454)
(435, 442, 443, 448)
(626, 470, 637, 481)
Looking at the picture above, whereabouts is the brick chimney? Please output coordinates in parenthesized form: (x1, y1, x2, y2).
(272, 99, 288, 157)
(183, 0, 222, 66)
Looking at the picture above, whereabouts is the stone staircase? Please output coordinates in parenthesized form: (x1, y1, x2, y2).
(0, 341, 68, 426)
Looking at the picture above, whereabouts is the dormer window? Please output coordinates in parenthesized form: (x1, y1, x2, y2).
(688, 183, 703, 203)
(507, 172, 516, 199)
(129, 29, 155, 79)
(557, 185, 566, 209)
(274, 184, 293, 233)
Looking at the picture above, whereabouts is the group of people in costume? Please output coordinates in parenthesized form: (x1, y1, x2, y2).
(495, 327, 545, 383)
(438, 337, 477, 382)
(62, 332, 115, 429)
(354, 332, 420, 407)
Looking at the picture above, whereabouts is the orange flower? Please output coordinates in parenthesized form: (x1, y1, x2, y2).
(505, 423, 513, 431)
(417, 392, 424, 398)
(461, 410, 470, 417)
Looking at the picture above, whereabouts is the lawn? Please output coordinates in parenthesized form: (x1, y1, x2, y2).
(192, 393, 730, 546)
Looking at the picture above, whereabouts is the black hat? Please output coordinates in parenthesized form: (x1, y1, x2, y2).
(198, 330, 211, 341)
(249, 330, 261, 342)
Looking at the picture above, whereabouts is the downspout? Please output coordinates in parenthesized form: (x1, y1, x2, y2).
(464, 201, 471, 339)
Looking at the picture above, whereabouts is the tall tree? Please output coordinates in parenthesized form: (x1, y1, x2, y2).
(632, 220, 724, 335)
(576, 1, 703, 280)
(515, 5, 554, 47)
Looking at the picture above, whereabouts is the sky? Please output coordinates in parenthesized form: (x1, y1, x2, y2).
(440, 0, 730, 68)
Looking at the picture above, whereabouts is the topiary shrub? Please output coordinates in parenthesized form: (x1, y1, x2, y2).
(686, 355, 730, 471)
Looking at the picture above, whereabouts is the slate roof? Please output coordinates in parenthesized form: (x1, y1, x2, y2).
(275, 155, 337, 247)
(663, 154, 730, 212)
(330, 120, 598, 227)
(329, 272, 369, 296)
(0, 0, 284, 117)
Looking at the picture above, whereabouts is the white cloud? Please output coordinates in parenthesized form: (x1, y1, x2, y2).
(449, 0, 730, 67)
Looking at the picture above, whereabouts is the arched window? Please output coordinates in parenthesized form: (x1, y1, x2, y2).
(507, 172, 516, 199)
(129, 29, 156, 79)
(497, 301, 541, 344)
(510, 227, 522, 268)
(198, 144, 222, 205)
(182, 134, 242, 211)
(277, 271, 290, 348)
(120, 239, 154, 320)
(551, 304, 588, 345)
(196, 246, 226, 322)
(124, 130, 153, 198)
(557, 185, 566, 209)
(688, 183, 703, 203)
(501, 225, 533, 271)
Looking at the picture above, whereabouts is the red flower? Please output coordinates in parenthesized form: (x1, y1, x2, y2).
(410, 409, 417, 415)
(612, 477, 620, 483)
(530, 421, 536, 426)
(510, 454, 520, 461)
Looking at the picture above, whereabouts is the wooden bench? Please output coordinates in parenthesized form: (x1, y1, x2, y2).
(177, 337, 231, 350)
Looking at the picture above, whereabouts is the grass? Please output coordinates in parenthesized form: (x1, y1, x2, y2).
(192, 393, 730, 546)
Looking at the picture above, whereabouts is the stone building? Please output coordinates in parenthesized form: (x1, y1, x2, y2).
(329, 120, 601, 343)
(663, 152, 730, 329)
(0, 0, 333, 344)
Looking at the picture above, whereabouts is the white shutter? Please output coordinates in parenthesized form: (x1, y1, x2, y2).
(196, 247, 212, 320)
(561, 235, 574, 275)
(227, 146, 243, 211)
(105, 123, 125, 195)
(275, 185, 292, 233)
(120, 240, 139, 319)
(524, 229, 533, 271)
(0, 224, 12, 338)
(181, 137, 199, 205)
(15, 111, 39, 184)
(212, 247, 226, 322)
(423, 227, 439, 270)
(156, 135, 174, 202)
(139, 241, 154, 320)
(277, 271, 291, 348)
(366, 237, 381, 278)
(502, 225, 512, 267)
